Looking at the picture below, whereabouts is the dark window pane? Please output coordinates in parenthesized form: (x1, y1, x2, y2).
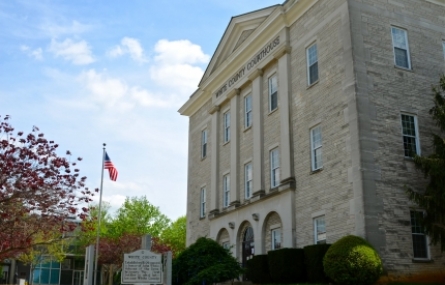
(395, 47, 409, 68)
(403, 136, 417, 157)
(412, 234, 428, 258)
(270, 92, 277, 111)
(309, 62, 319, 84)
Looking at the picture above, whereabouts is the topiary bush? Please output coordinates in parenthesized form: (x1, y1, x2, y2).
(245, 255, 272, 284)
(304, 244, 331, 283)
(172, 237, 243, 285)
(268, 248, 305, 283)
(323, 235, 383, 285)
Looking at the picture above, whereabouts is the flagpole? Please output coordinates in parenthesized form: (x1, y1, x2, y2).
(94, 143, 106, 285)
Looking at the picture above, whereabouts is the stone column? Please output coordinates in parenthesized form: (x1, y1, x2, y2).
(229, 89, 240, 206)
(274, 47, 294, 186)
(209, 105, 220, 216)
(249, 69, 265, 197)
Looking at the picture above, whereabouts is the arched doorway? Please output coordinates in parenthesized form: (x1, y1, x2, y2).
(242, 227, 254, 269)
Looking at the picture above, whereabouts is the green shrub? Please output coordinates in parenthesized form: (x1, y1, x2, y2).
(323, 235, 383, 285)
(303, 244, 331, 283)
(172, 237, 243, 285)
(268, 248, 305, 283)
(245, 255, 272, 284)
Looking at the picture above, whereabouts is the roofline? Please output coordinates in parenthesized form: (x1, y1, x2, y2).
(198, 3, 283, 87)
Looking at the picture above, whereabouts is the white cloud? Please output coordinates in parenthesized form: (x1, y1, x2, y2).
(41, 20, 90, 38)
(108, 37, 146, 63)
(49, 38, 94, 65)
(149, 39, 210, 94)
(77, 69, 171, 110)
(20, 45, 43, 60)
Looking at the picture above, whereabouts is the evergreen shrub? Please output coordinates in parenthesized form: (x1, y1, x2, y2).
(245, 255, 271, 284)
(303, 244, 331, 283)
(323, 235, 383, 285)
(267, 248, 305, 283)
(172, 237, 243, 285)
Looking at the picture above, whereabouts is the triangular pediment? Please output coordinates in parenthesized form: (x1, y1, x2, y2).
(200, 5, 279, 86)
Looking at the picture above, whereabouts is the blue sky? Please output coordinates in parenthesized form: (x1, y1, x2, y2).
(0, 0, 281, 221)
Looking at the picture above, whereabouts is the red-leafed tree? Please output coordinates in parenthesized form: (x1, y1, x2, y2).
(0, 115, 95, 259)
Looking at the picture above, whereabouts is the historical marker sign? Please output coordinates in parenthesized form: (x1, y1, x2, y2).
(121, 250, 163, 284)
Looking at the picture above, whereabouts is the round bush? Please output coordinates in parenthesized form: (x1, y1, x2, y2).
(323, 235, 383, 285)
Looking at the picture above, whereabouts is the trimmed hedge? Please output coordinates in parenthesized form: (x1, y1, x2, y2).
(268, 248, 305, 283)
(303, 244, 331, 283)
(323, 235, 383, 285)
(245, 255, 272, 284)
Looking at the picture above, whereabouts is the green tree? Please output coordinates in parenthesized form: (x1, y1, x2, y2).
(173, 237, 243, 285)
(160, 216, 186, 257)
(107, 196, 170, 238)
(407, 74, 445, 251)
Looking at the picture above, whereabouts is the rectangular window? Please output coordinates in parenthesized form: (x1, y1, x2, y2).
(269, 75, 278, 112)
(401, 114, 420, 157)
(391, 27, 411, 69)
(33, 260, 61, 285)
(201, 129, 207, 158)
(270, 148, 280, 188)
(311, 126, 323, 171)
(223, 111, 230, 143)
(307, 43, 319, 85)
(223, 174, 230, 208)
(200, 187, 206, 218)
(271, 228, 282, 250)
(314, 216, 326, 244)
(410, 211, 429, 259)
(245, 94, 252, 128)
(245, 163, 253, 199)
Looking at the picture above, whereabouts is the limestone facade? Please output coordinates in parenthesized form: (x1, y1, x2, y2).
(179, 0, 445, 278)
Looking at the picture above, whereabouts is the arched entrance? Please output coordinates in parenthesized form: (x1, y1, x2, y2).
(242, 227, 254, 268)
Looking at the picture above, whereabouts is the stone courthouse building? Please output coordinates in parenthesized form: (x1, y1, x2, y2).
(179, 0, 445, 278)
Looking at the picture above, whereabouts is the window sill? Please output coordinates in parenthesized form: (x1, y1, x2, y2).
(394, 65, 413, 72)
(244, 126, 252, 132)
(412, 258, 433, 263)
(223, 140, 230, 146)
(201, 156, 207, 161)
(199, 216, 206, 220)
(306, 80, 319, 89)
(310, 167, 323, 174)
(268, 107, 279, 116)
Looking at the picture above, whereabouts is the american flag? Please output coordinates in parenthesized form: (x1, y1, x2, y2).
(104, 152, 118, 181)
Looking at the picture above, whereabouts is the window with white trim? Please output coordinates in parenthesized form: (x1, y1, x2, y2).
(201, 129, 207, 158)
(410, 211, 429, 259)
(200, 187, 206, 218)
(310, 126, 323, 171)
(314, 216, 326, 244)
(401, 114, 420, 157)
(391, 27, 411, 69)
(245, 163, 252, 199)
(245, 94, 252, 128)
(269, 75, 278, 112)
(223, 174, 230, 208)
(223, 111, 230, 143)
(270, 148, 280, 188)
(271, 228, 282, 250)
(307, 43, 319, 85)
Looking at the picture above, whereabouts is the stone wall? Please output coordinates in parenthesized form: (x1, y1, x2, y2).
(348, 0, 445, 277)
